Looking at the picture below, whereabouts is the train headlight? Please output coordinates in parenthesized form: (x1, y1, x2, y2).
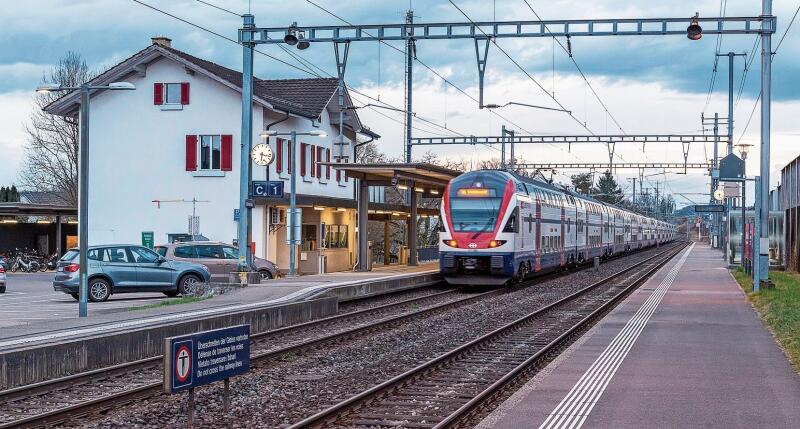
(489, 240, 507, 248)
(443, 239, 458, 248)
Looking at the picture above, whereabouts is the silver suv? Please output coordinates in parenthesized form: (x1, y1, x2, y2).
(53, 245, 211, 302)
(155, 241, 280, 281)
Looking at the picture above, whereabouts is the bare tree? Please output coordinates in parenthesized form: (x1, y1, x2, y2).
(20, 52, 97, 206)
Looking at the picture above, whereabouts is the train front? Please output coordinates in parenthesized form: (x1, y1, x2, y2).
(439, 170, 516, 286)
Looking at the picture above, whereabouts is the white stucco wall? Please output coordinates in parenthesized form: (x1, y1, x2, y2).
(84, 55, 355, 257)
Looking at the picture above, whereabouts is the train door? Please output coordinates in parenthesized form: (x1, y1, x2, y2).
(535, 200, 542, 271)
(560, 207, 566, 266)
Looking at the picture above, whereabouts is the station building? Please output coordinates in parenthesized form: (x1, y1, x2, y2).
(44, 37, 377, 274)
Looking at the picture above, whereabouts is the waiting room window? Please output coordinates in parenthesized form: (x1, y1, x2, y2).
(324, 225, 349, 249)
(302, 225, 318, 251)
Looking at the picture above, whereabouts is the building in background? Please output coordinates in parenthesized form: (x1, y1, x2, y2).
(44, 38, 375, 274)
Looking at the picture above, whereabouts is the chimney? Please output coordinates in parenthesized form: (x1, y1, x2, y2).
(151, 36, 172, 48)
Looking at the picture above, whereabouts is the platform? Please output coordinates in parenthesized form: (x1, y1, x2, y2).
(479, 243, 800, 429)
(0, 262, 438, 347)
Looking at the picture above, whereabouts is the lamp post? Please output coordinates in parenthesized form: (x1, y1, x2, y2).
(737, 143, 753, 266)
(35, 81, 136, 317)
(261, 129, 327, 277)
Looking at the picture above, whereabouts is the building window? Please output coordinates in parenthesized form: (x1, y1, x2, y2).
(324, 224, 349, 249)
(165, 83, 182, 104)
(302, 224, 318, 251)
(200, 135, 221, 170)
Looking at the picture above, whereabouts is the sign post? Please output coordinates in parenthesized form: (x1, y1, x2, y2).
(164, 325, 250, 425)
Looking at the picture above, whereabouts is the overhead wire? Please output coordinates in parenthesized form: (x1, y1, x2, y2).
(138, 0, 468, 140)
(736, 2, 800, 145)
(302, 0, 575, 160)
(701, 0, 728, 114)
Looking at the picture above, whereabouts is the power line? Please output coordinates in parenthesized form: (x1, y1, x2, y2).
(140, 0, 465, 140)
(520, 0, 625, 135)
(301, 0, 565, 158)
(736, 2, 800, 144)
(701, 0, 728, 114)
(448, 0, 594, 136)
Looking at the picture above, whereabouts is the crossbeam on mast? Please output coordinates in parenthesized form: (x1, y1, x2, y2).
(409, 134, 725, 146)
(244, 16, 774, 44)
(515, 162, 712, 170)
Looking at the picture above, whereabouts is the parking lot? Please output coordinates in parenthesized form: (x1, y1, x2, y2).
(0, 272, 171, 329)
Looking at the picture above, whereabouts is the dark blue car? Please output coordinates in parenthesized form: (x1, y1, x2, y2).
(53, 245, 211, 302)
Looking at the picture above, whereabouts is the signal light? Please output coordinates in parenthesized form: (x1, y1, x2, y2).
(489, 240, 507, 248)
(687, 13, 702, 40)
(64, 263, 80, 273)
(444, 239, 458, 248)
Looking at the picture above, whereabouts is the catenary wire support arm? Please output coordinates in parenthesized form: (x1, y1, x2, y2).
(475, 37, 490, 108)
(245, 16, 774, 43)
(607, 141, 616, 166)
(515, 162, 712, 170)
(681, 141, 691, 173)
(409, 134, 726, 146)
(334, 41, 350, 162)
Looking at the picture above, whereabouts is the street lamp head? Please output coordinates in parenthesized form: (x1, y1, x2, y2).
(108, 82, 136, 90)
(736, 143, 753, 159)
(260, 130, 278, 137)
(687, 13, 702, 40)
(296, 30, 310, 50)
(35, 83, 62, 93)
(309, 130, 327, 138)
(483, 103, 502, 109)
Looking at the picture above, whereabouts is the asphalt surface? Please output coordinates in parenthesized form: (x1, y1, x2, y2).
(0, 272, 169, 329)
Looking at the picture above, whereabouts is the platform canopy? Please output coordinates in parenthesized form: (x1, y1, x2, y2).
(325, 162, 462, 196)
(0, 202, 77, 217)
(326, 162, 462, 271)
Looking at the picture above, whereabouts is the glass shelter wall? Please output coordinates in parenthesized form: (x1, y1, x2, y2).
(728, 210, 784, 266)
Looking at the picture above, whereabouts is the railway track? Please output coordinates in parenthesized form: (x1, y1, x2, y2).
(0, 286, 499, 429)
(288, 243, 688, 429)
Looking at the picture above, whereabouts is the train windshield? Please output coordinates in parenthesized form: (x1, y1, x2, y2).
(448, 171, 507, 232)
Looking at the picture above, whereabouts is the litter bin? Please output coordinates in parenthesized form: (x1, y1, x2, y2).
(399, 246, 409, 265)
(318, 254, 327, 274)
(367, 241, 374, 270)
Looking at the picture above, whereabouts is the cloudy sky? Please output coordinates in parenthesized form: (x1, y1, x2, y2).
(1, 0, 798, 208)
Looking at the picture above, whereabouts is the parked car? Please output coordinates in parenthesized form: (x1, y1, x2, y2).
(53, 245, 211, 302)
(155, 241, 281, 281)
(0, 256, 8, 272)
(0, 264, 6, 293)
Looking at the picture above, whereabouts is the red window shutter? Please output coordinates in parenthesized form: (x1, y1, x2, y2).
(326, 149, 331, 179)
(185, 135, 197, 171)
(180, 82, 190, 105)
(317, 146, 323, 178)
(154, 83, 164, 105)
(221, 134, 233, 171)
(276, 138, 283, 173)
(300, 143, 307, 176)
(310, 145, 316, 177)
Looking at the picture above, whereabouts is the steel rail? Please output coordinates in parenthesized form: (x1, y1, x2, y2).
(286, 243, 686, 429)
(0, 287, 454, 403)
(0, 288, 501, 429)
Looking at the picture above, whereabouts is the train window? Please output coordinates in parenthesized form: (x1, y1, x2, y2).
(503, 207, 519, 233)
(517, 182, 528, 194)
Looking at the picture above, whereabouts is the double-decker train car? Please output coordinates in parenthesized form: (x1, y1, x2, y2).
(439, 169, 676, 285)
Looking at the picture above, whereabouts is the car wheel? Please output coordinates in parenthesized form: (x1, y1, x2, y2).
(259, 270, 273, 281)
(88, 278, 111, 302)
(178, 274, 201, 296)
(163, 290, 179, 297)
(70, 293, 79, 300)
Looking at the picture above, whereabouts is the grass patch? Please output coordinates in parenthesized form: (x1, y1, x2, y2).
(732, 268, 800, 371)
(129, 295, 210, 311)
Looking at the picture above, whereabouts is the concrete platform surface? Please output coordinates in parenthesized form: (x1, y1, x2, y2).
(478, 243, 800, 429)
(0, 262, 437, 350)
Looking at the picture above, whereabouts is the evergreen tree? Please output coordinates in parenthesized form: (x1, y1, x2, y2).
(9, 185, 18, 202)
(570, 173, 593, 195)
(593, 170, 624, 204)
(0, 187, 6, 202)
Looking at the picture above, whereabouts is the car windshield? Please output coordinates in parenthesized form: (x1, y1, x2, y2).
(447, 171, 507, 233)
(60, 250, 79, 262)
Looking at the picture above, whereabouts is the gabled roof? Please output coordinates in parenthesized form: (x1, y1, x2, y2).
(20, 191, 71, 206)
(44, 43, 363, 130)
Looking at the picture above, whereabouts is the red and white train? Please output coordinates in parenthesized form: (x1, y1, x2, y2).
(439, 169, 676, 285)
